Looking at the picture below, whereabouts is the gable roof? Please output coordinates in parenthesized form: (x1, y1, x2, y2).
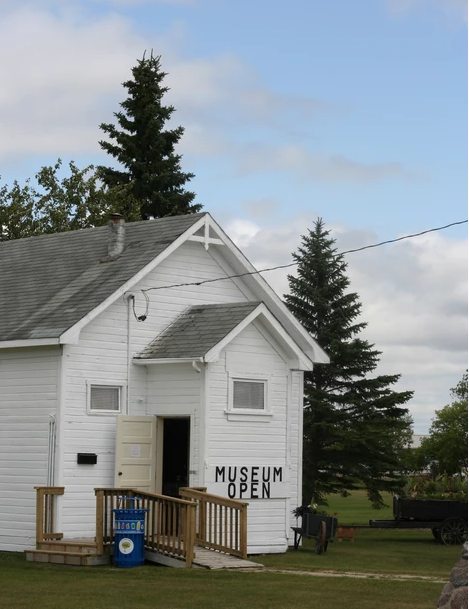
(135, 302, 261, 360)
(0, 213, 204, 343)
(0, 212, 329, 364)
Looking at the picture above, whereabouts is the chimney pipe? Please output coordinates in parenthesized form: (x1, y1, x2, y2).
(108, 213, 125, 259)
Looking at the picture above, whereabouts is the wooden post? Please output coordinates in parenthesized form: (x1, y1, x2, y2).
(199, 498, 206, 544)
(240, 504, 248, 559)
(95, 489, 104, 555)
(185, 503, 197, 568)
(35, 488, 45, 546)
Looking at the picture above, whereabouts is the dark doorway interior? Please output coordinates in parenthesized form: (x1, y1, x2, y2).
(162, 418, 190, 498)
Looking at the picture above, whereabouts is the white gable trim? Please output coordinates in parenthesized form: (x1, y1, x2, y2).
(58, 215, 208, 345)
(205, 303, 313, 370)
(202, 215, 329, 364)
(133, 357, 203, 366)
(0, 338, 61, 348)
(51, 213, 327, 364)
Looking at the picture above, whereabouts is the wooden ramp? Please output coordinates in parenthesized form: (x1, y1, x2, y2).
(193, 547, 264, 570)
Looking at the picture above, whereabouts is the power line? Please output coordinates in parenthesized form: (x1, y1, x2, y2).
(141, 219, 468, 294)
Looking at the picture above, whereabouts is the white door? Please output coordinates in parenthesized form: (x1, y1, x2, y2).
(114, 415, 157, 491)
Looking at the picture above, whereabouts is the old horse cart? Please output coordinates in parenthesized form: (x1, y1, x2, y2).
(369, 496, 468, 545)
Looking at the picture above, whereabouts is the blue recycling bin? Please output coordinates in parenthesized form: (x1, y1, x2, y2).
(112, 497, 148, 568)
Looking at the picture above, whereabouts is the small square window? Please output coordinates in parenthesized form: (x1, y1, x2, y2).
(232, 379, 266, 410)
(89, 385, 121, 413)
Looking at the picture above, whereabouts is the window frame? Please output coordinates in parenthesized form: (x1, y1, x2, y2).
(86, 381, 126, 415)
(226, 373, 272, 421)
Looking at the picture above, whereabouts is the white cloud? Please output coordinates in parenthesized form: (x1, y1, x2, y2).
(0, 7, 146, 157)
(226, 213, 468, 433)
(236, 144, 413, 183)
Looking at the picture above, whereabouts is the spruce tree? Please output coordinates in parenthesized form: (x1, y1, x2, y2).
(99, 52, 201, 219)
(285, 219, 413, 508)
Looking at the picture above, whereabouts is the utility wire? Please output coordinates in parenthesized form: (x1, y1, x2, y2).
(141, 219, 467, 294)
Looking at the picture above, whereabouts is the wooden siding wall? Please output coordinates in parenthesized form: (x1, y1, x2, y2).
(60, 240, 252, 539)
(207, 322, 295, 554)
(0, 347, 60, 551)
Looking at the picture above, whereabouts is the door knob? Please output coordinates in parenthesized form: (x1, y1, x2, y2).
(118, 471, 122, 476)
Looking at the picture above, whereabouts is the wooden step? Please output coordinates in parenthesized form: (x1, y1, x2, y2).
(24, 549, 110, 567)
(37, 540, 98, 554)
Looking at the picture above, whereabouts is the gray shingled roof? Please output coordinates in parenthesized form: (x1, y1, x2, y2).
(0, 213, 204, 342)
(135, 302, 262, 360)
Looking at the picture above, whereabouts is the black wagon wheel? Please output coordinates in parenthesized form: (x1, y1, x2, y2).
(438, 518, 468, 546)
(315, 521, 327, 555)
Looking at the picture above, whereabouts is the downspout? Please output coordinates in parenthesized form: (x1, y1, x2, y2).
(47, 415, 56, 487)
(127, 295, 135, 415)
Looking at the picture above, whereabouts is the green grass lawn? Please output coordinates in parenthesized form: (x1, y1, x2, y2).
(249, 489, 460, 577)
(1, 491, 460, 609)
(323, 489, 395, 525)
(0, 551, 447, 609)
(250, 528, 460, 578)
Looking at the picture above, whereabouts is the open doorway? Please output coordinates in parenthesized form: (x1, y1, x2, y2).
(161, 418, 190, 498)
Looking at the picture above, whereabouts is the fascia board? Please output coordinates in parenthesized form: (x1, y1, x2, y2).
(0, 338, 61, 349)
(203, 303, 313, 371)
(204, 215, 329, 364)
(203, 306, 261, 362)
(133, 358, 203, 366)
(253, 305, 313, 371)
(59, 215, 208, 345)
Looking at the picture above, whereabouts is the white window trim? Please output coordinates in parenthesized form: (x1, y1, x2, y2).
(86, 381, 126, 416)
(225, 373, 273, 421)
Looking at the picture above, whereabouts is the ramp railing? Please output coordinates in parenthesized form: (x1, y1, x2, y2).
(179, 487, 248, 559)
(34, 486, 64, 544)
(95, 488, 197, 567)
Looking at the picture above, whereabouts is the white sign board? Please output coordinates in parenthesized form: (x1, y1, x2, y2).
(207, 465, 290, 500)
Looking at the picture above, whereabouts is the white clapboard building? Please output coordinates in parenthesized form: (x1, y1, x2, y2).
(0, 212, 328, 555)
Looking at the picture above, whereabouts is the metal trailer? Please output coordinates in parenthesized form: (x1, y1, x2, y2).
(369, 496, 468, 545)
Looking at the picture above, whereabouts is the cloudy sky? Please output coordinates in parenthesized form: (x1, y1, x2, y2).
(0, 0, 467, 432)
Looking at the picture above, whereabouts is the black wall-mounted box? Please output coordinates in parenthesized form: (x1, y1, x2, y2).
(77, 453, 98, 465)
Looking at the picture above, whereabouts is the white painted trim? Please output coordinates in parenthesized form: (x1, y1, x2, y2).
(58, 215, 208, 344)
(298, 371, 304, 506)
(224, 411, 274, 422)
(55, 344, 67, 534)
(187, 235, 225, 246)
(133, 358, 204, 366)
(204, 303, 313, 370)
(86, 381, 127, 416)
(0, 338, 60, 348)
(285, 369, 292, 537)
(204, 215, 329, 364)
(228, 373, 271, 414)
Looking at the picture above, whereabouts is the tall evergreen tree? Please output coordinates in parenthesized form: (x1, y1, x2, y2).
(285, 219, 413, 508)
(98, 52, 201, 219)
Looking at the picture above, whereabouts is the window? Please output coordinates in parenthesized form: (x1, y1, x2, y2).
(233, 380, 265, 410)
(226, 375, 272, 421)
(87, 383, 123, 414)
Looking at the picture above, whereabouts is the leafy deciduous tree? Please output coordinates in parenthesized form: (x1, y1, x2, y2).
(418, 372, 468, 477)
(0, 160, 133, 240)
(285, 218, 413, 508)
